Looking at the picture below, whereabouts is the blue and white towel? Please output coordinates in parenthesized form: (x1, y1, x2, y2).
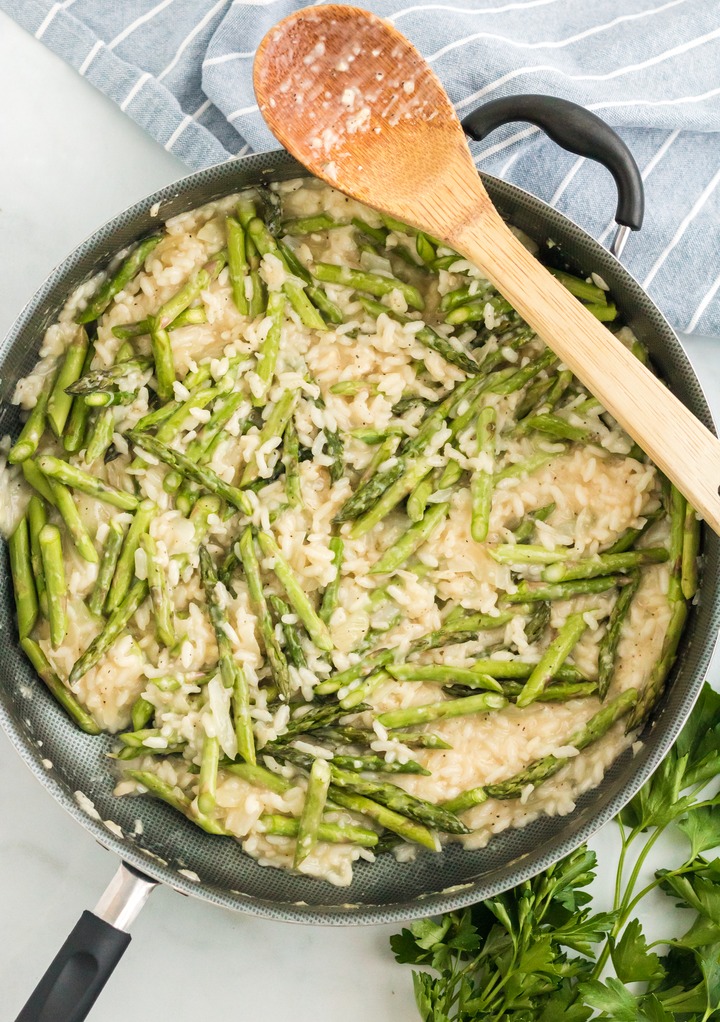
(2, 0, 720, 334)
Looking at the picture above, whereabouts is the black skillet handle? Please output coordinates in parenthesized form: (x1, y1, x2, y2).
(15, 863, 157, 1022)
(461, 94, 644, 231)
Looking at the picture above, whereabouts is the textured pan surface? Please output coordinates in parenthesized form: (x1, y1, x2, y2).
(1, 150, 717, 924)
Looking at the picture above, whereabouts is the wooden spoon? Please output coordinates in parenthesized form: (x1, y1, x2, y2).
(254, 5, 720, 534)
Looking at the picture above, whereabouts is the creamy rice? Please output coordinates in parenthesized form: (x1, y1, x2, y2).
(1, 178, 691, 886)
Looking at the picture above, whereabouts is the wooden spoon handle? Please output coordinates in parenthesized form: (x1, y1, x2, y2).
(452, 212, 720, 533)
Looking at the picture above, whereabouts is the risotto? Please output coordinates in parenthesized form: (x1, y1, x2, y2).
(1, 178, 697, 887)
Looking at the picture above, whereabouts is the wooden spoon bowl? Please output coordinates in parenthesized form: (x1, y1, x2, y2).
(254, 6, 720, 534)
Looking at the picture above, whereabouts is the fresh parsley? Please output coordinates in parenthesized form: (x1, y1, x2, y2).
(391, 682, 720, 1021)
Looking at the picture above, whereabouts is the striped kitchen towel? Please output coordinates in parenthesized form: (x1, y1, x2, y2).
(2, 0, 719, 334)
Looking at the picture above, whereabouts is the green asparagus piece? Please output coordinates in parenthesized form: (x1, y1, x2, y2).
(406, 474, 434, 523)
(281, 418, 303, 508)
(47, 479, 98, 563)
(198, 734, 221, 814)
(256, 530, 333, 652)
(66, 357, 152, 396)
(239, 390, 296, 487)
(597, 572, 641, 700)
(140, 533, 175, 647)
(605, 507, 664, 554)
(268, 595, 307, 669)
(522, 413, 590, 443)
(39, 524, 67, 649)
(103, 500, 154, 612)
(388, 730, 452, 750)
(222, 761, 293, 794)
(283, 279, 328, 331)
(8, 373, 57, 464)
(294, 758, 331, 866)
(625, 600, 687, 731)
(76, 235, 161, 324)
(27, 496, 48, 617)
(371, 502, 449, 575)
(502, 680, 598, 703)
(516, 612, 587, 707)
(261, 814, 378, 847)
(524, 601, 551, 645)
(542, 547, 669, 583)
(505, 576, 623, 603)
(238, 529, 291, 700)
(81, 389, 134, 407)
(282, 212, 344, 235)
(226, 216, 249, 315)
(314, 261, 424, 310)
(319, 536, 343, 624)
(513, 503, 556, 544)
(329, 765, 469, 835)
(9, 516, 38, 639)
(131, 695, 154, 731)
(548, 268, 607, 304)
(126, 770, 227, 836)
(21, 459, 57, 505)
(47, 329, 89, 437)
(38, 455, 137, 511)
(332, 754, 430, 775)
(339, 668, 392, 710)
(490, 544, 572, 566)
(351, 216, 388, 245)
(111, 306, 207, 340)
(21, 637, 100, 734)
(488, 349, 558, 396)
(486, 688, 638, 800)
(62, 340, 96, 453)
(387, 664, 503, 691)
(377, 691, 506, 729)
(494, 450, 559, 484)
(444, 294, 513, 326)
(470, 405, 496, 542)
(253, 289, 285, 405)
(327, 788, 438, 851)
(127, 431, 252, 515)
(442, 786, 488, 815)
(198, 545, 255, 763)
(71, 578, 148, 682)
(585, 301, 617, 321)
(681, 503, 701, 600)
(88, 521, 125, 616)
(84, 408, 115, 465)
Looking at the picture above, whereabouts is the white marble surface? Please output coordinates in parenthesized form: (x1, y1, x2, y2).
(0, 12, 718, 1021)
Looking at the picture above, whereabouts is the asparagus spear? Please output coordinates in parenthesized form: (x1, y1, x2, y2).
(524, 601, 551, 645)
(126, 431, 252, 515)
(605, 507, 664, 555)
(371, 502, 449, 575)
(7, 372, 57, 464)
(282, 418, 303, 508)
(131, 695, 154, 732)
(625, 600, 688, 731)
(485, 689, 638, 800)
(106, 499, 156, 612)
(253, 289, 285, 405)
(62, 339, 97, 453)
(198, 545, 255, 764)
(445, 295, 513, 326)
(111, 306, 207, 340)
(681, 503, 701, 600)
(268, 595, 307, 669)
(327, 788, 438, 851)
(597, 573, 641, 700)
(47, 480, 98, 563)
(126, 770, 227, 836)
(256, 531, 333, 652)
(88, 521, 125, 617)
(226, 216, 249, 315)
(377, 691, 507, 729)
(21, 637, 100, 734)
(490, 544, 572, 566)
(548, 268, 607, 304)
(222, 761, 293, 794)
(238, 529, 291, 700)
(501, 680, 598, 703)
(542, 548, 669, 583)
(9, 516, 38, 639)
(261, 814, 378, 847)
(328, 766, 469, 835)
(505, 576, 623, 603)
(84, 408, 116, 466)
(76, 235, 161, 324)
(442, 787, 488, 815)
(38, 455, 138, 511)
(47, 328, 89, 437)
(282, 212, 344, 235)
(489, 349, 558, 396)
(239, 390, 296, 487)
(21, 459, 57, 505)
(470, 405, 496, 542)
(516, 613, 588, 707)
(39, 524, 67, 649)
(294, 758, 331, 866)
(313, 261, 424, 310)
(387, 664, 502, 691)
(513, 503, 556, 544)
(522, 414, 590, 443)
(27, 496, 48, 617)
(66, 357, 153, 396)
(70, 579, 148, 682)
(140, 533, 175, 647)
(319, 536, 343, 624)
(332, 754, 430, 775)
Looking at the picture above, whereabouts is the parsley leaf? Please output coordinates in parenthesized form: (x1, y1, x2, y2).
(610, 918, 664, 984)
